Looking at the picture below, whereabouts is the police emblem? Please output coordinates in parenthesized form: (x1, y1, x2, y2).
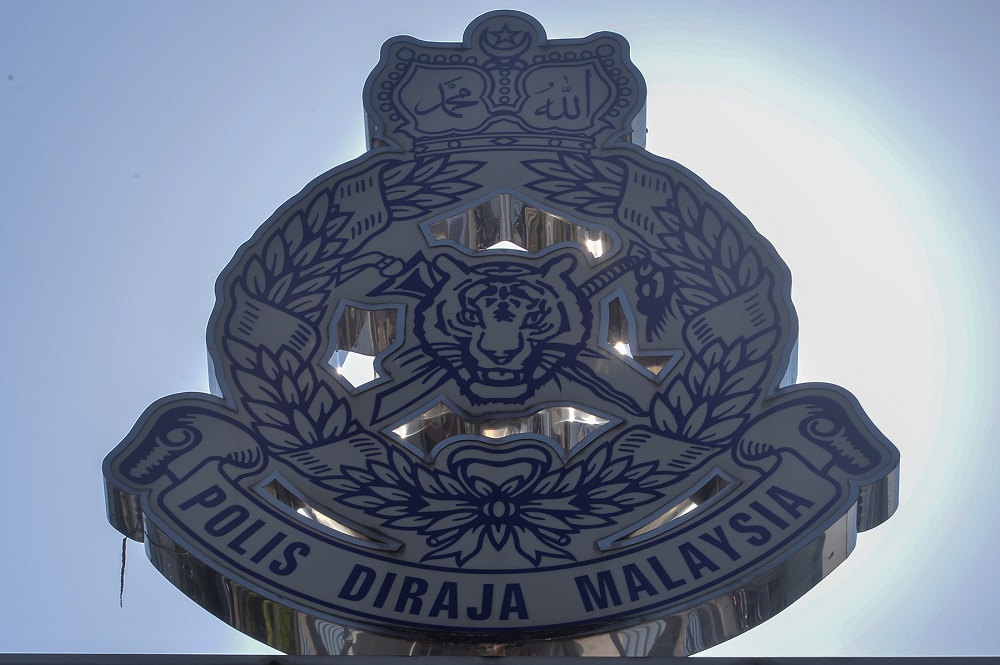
(104, 12, 899, 656)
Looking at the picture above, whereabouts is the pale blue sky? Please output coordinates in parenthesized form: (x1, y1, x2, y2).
(2, 0, 998, 655)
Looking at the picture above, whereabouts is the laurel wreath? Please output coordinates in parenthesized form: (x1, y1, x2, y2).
(222, 155, 482, 454)
(222, 150, 782, 462)
(525, 153, 781, 447)
(325, 441, 675, 566)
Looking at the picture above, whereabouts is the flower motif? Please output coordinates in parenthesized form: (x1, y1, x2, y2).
(328, 441, 673, 567)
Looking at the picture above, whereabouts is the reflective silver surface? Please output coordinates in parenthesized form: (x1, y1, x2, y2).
(112, 488, 860, 656)
(391, 402, 611, 455)
(104, 10, 900, 655)
(428, 193, 615, 258)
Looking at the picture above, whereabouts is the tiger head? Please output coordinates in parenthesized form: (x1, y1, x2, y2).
(415, 252, 590, 406)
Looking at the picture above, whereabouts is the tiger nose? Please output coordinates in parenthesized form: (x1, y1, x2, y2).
(476, 328, 523, 365)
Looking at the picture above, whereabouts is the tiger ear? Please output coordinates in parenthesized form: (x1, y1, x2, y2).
(431, 252, 470, 282)
(541, 252, 577, 279)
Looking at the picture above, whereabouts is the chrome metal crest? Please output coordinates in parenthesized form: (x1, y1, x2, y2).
(104, 11, 900, 656)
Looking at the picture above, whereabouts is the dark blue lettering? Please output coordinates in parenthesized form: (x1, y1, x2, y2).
(647, 555, 686, 590)
(250, 532, 286, 563)
(227, 518, 265, 555)
(467, 583, 493, 620)
(429, 582, 458, 619)
(338, 564, 375, 601)
(750, 499, 789, 529)
(179, 485, 226, 510)
(204, 505, 249, 536)
(622, 563, 658, 601)
(767, 485, 815, 519)
(575, 571, 622, 612)
(373, 572, 397, 609)
(730, 512, 770, 546)
(699, 525, 741, 561)
(679, 542, 720, 579)
(269, 541, 309, 576)
(499, 584, 528, 620)
(395, 576, 428, 615)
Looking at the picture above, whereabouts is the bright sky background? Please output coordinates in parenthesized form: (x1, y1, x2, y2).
(2, 0, 997, 656)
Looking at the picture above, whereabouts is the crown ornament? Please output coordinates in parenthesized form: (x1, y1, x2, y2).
(364, 11, 646, 155)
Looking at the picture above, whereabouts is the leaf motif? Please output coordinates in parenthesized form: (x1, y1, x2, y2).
(660, 251, 701, 271)
(325, 477, 360, 493)
(702, 206, 723, 247)
(267, 273, 293, 304)
(277, 375, 297, 404)
(372, 460, 401, 487)
(565, 513, 613, 527)
(719, 227, 741, 269)
(555, 465, 582, 493)
(703, 340, 725, 367)
(406, 192, 455, 210)
(667, 377, 694, 416)
(244, 257, 267, 296)
(746, 328, 778, 361)
(410, 157, 445, 182)
(702, 366, 723, 397)
(292, 409, 318, 444)
(658, 211, 683, 234)
(524, 158, 575, 181)
(652, 394, 679, 433)
(552, 191, 604, 207)
(384, 184, 422, 199)
(385, 515, 435, 529)
(391, 205, 425, 219)
(341, 495, 386, 510)
(323, 400, 350, 439)
(246, 400, 290, 426)
(662, 235, 685, 253)
(582, 201, 616, 215)
(307, 191, 331, 234)
(594, 157, 625, 182)
(588, 482, 630, 500)
(380, 162, 413, 187)
(712, 265, 737, 297)
(584, 445, 609, 483)
(739, 250, 761, 287)
(260, 349, 279, 380)
(682, 402, 709, 439)
(676, 183, 700, 229)
(683, 230, 713, 261)
(277, 348, 300, 374)
(296, 365, 316, 399)
(712, 392, 757, 418)
(563, 154, 597, 180)
(586, 182, 620, 197)
(264, 234, 285, 275)
(688, 361, 706, 395)
(697, 417, 744, 444)
(307, 384, 334, 422)
(292, 237, 323, 267)
(370, 486, 412, 503)
(722, 359, 768, 394)
(226, 338, 258, 370)
(678, 287, 714, 307)
(235, 369, 281, 403)
(257, 424, 302, 451)
(599, 458, 630, 483)
(292, 275, 332, 295)
(611, 491, 661, 506)
(674, 270, 714, 289)
(284, 213, 305, 255)
(287, 293, 325, 313)
(723, 340, 744, 373)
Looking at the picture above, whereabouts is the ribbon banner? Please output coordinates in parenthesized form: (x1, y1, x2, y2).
(105, 11, 899, 656)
